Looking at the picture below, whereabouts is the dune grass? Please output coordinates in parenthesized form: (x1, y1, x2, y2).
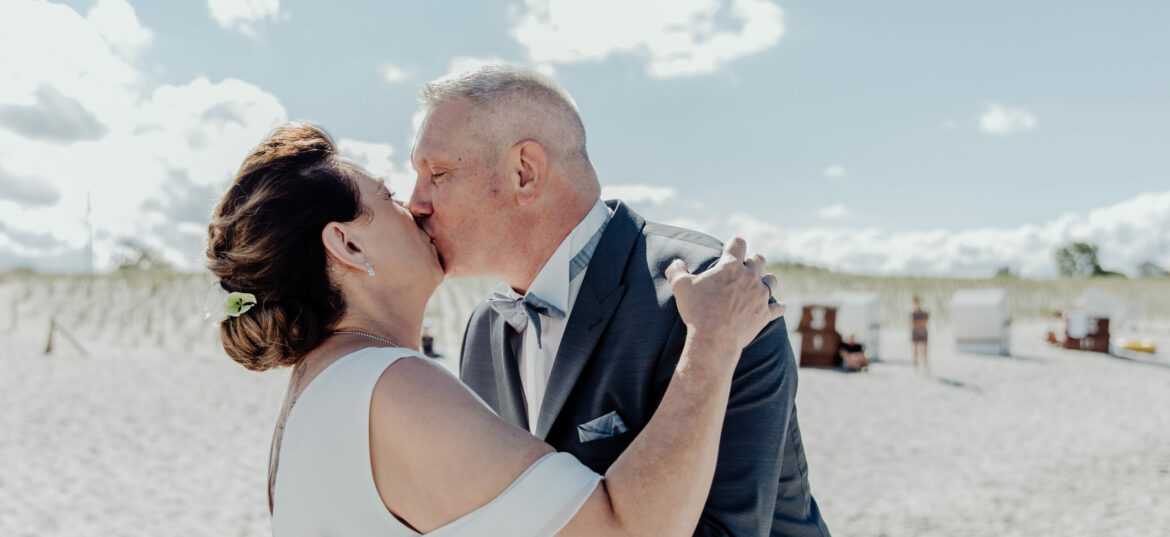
(2, 266, 1167, 359)
(768, 262, 1170, 327)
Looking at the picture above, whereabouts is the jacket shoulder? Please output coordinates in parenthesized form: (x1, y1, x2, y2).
(642, 221, 723, 253)
(639, 220, 724, 273)
(465, 297, 495, 335)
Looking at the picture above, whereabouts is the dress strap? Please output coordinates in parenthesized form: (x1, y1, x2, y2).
(428, 452, 601, 537)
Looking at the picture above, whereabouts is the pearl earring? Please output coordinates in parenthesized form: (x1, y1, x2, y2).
(366, 262, 375, 277)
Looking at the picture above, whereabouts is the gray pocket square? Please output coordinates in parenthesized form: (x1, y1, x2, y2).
(577, 411, 629, 442)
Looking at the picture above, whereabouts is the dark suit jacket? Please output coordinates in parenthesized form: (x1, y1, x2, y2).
(460, 200, 830, 537)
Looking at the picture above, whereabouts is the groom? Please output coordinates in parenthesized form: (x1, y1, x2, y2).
(408, 64, 829, 537)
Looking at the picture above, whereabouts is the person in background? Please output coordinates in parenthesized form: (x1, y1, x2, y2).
(837, 333, 869, 372)
(911, 296, 929, 374)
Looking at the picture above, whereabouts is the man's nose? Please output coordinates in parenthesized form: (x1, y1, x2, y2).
(408, 178, 431, 218)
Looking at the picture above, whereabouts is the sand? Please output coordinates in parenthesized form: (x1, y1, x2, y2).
(794, 323, 1170, 537)
(2, 277, 1169, 536)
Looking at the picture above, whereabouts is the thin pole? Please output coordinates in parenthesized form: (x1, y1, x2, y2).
(44, 318, 54, 355)
(85, 191, 94, 275)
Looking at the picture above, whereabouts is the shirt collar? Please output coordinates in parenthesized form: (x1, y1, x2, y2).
(509, 199, 611, 313)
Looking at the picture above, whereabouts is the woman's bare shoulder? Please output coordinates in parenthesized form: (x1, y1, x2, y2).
(369, 354, 484, 417)
(367, 352, 546, 458)
(366, 354, 552, 533)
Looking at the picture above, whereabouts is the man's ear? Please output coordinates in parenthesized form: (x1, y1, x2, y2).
(512, 140, 547, 207)
(322, 222, 367, 274)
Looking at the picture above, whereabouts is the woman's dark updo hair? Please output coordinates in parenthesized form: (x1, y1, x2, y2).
(206, 122, 368, 371)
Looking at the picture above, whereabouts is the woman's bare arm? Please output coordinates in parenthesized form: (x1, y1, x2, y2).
(559, 333, 741, 537)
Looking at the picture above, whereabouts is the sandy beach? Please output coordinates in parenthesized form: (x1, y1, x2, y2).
(795, 323, 1170, 537)
(2, 276, 1168, 536)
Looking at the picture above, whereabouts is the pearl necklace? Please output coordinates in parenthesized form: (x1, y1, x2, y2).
(332, 331, 399, 347)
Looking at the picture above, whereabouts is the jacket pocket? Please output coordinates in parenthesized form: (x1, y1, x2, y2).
(574, 430, 633, 471)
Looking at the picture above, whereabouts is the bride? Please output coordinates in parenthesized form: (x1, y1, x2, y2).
(205, 122, 784, 536)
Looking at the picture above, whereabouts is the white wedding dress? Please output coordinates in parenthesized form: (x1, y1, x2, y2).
(271, 347, 601, 536)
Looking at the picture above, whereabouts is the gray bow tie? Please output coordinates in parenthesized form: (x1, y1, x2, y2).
(485, 211, 610, 349)
(486, 284, 566, 348)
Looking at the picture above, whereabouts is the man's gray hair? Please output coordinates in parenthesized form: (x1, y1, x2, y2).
(420, 64, 589, 165)
(421, 64, 579, 114)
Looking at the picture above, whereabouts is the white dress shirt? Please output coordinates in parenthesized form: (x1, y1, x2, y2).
(503, 199, 612, 433)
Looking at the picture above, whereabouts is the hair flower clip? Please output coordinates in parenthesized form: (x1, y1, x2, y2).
(203, 282, 258, 325)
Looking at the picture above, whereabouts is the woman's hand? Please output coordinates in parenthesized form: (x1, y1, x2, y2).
(665, 237, 785, 359)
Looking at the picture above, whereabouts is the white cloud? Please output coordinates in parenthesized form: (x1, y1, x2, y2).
(0, 76, 288, 272)
(206, 0, 280, 38)
(510, 0, 785, 78)
(600, 184, 678, 205)
(533, 63, 558, 78)
(0, 0, 288, 272)
(0, 0, 139, 118)
(86, 0, 152, 58)
(0, 84, 108, 143)
(979, 103, 1037, 136)
(817, 204, 848, 219)
(716, 191, 1170, 278)
(620, 189, 1170, 278)
(723, 212, 780, 256)
(134, 77, 288, 188)
(338, 138, 416, 198)
(0, 164, 60, 207)
(823, 165, 845, 178)
(380, 63, 413, 84)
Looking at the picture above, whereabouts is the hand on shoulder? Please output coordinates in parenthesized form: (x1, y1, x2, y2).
(665, 237, 786, 360)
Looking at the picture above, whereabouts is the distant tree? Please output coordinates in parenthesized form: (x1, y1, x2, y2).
(1054, 242, 1104, 277)
(113, 239, 172, 272)
(0, 267, 37, 279)
(994, 266, 1016, 279)
(1137, 261, 1169, 278)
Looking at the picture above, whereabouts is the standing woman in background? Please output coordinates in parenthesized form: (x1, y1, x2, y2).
(911, 296, 929, 374)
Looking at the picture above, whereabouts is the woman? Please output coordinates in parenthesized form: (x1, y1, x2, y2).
(206, 123, 784, 536)
(911, 295, 929, 374)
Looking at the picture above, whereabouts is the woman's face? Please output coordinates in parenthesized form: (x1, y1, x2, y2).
(353, 172, 444, 291)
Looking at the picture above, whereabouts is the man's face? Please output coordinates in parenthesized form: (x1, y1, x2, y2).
(408, 99, 509, 278)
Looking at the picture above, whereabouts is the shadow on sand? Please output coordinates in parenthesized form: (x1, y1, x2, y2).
(845, 359, 985, 393)
(933, 376, 984, 394)
(964, 352, 1049, 364)
(1107, 352, 1170, 371)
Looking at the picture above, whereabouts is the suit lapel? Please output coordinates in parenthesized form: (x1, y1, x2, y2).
(534, 200, 644, 440)
(490, 313, 529, 430)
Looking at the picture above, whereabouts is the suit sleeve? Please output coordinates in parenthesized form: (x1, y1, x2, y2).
(691, 313, 797, 537)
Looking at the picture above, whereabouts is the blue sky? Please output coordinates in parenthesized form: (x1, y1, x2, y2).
(2, 0, 1168, 276)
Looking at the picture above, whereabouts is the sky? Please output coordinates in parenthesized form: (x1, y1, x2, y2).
(1, 0, 1168, 277)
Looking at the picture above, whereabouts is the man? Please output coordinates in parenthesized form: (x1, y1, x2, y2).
(408, 64, 830, 537)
